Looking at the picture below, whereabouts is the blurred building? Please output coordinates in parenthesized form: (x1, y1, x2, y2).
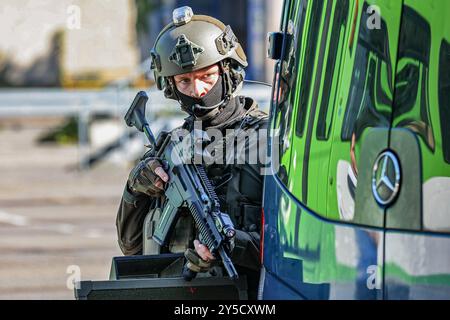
(0, 0, 282, 87)
(0, 0, 139, 87)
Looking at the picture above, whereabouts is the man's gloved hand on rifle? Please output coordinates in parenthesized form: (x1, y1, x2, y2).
(127, 157, 169, 197)
(128, 160, 221, 265)
(184, 240, 217, 273)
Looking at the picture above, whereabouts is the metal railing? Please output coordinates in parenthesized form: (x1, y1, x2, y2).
(0, 83, 271, 169)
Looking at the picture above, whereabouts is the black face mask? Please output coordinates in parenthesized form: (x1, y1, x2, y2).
(176, 73, 225, 117)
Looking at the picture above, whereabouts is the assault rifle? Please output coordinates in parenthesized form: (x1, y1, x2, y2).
(124, 91, 238, 281)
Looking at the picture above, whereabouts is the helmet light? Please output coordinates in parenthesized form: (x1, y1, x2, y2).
(173, 6, 194, 26)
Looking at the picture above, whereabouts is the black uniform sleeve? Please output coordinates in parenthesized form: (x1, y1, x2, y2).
(116, 184, 153, 255)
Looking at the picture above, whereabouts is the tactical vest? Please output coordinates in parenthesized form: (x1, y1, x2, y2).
(142, 97, 269, 255)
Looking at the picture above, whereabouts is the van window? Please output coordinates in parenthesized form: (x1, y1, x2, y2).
(341, 3, 392, 142)
(439, 40, 450, 164)
(274, 0, 308, 185)
(295, 0, 324, 137)
(392, 6, 434, 152)
(316, 0, 349, 140)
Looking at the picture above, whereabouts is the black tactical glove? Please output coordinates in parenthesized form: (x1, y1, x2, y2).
(127, 157, 169, 197)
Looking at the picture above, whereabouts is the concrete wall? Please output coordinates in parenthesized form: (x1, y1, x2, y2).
(0, 0, 283, 86)
(0, 0, 139, 86)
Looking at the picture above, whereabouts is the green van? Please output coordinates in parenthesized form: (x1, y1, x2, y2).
(260, 0, 450, 299)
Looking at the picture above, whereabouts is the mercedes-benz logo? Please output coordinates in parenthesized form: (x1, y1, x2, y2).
(372, 151, 401, 206)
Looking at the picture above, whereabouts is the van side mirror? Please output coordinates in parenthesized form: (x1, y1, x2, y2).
(267, 32, 284, 60)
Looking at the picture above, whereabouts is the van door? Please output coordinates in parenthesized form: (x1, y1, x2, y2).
(384, 0, 450, 299)
(271, 0, 307, 189)
(263, 0, 405, 300)
(288, 0, 402, 299)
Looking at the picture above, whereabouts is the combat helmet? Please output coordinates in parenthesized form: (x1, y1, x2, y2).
(150, 6, 248, 106)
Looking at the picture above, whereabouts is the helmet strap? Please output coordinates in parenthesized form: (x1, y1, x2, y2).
(162, 59, 244, 120)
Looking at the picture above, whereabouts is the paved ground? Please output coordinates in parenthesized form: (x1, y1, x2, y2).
(0, 120, 130, 299)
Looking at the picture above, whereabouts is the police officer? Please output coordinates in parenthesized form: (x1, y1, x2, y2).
(116, 6, 268, 299)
